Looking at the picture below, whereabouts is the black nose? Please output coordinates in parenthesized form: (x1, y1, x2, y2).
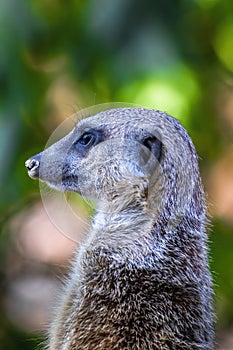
(25, 153, 41, 179)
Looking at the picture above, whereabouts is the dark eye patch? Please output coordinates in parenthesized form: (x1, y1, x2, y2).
(73, 129, 104, 155)
(77, 133, 96, 147)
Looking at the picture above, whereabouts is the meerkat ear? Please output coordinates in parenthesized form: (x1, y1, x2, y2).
(139, 134, 162, 177)
(142, 135, 162, 162)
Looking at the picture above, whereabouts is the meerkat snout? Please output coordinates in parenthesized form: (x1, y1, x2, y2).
(25, 153, 41, 179)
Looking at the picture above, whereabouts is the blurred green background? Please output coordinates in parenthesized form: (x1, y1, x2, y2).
(1, 0, 233, 349)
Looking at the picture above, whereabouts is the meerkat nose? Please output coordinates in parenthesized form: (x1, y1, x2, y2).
(25, 153, 41, 179)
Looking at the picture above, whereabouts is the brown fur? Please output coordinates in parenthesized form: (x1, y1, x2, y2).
(25, 108, 214, 349)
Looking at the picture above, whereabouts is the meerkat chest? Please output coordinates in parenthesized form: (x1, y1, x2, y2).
(61, 258, 206, 350)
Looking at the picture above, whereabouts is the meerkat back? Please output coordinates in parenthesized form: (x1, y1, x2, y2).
(25, 108, 214, 350)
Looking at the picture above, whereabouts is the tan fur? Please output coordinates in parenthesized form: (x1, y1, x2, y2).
(25, 108, 214, 349)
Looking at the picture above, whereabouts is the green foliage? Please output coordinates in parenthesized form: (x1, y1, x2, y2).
(210, 220, 233, 329)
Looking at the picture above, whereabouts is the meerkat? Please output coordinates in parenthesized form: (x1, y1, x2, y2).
(25, 108, 214, 350)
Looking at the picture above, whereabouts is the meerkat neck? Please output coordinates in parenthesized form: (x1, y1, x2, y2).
(74, 197, 155, 261)
(90, 203, 154, 247)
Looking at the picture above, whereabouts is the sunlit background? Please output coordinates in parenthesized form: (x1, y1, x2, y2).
(0, 1, 233, 349)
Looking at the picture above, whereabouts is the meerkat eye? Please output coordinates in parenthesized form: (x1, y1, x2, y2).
(74, 130, 104, 153)
(78, 133, 95, 146)
(76, 132, 99, 148)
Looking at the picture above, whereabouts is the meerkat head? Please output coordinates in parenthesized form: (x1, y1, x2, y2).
(25, 108, 203, 227)
(25, 109, 161, 202)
